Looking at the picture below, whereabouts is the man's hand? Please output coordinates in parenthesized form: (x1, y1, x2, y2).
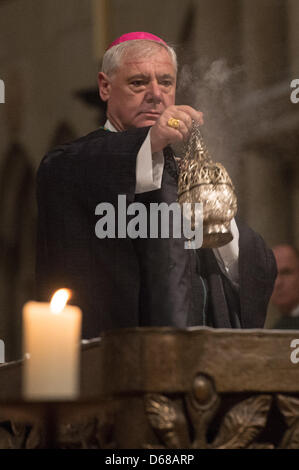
(150, 105, 204, 153)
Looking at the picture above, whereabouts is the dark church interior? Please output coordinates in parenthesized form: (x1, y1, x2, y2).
(0, 0, 299, 451)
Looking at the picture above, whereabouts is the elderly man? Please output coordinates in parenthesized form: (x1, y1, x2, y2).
(36, 32, 277, 338)
(270, 244, 299, 329)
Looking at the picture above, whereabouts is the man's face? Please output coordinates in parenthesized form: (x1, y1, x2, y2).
(98, 45, 176, 130)
(271, 245, 299, 314)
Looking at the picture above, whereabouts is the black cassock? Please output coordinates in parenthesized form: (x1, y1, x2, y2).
(36, 127, 277, 338)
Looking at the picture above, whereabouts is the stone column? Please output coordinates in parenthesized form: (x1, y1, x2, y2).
(190, 1, 244, 207)
(287, 0, 299, 247)
(91, 0, 110, 59)
(242, 150, 290, 246)
(291, 162, 299, 247)
(192, 0, 241, 64)
(287, 0, 299, 77)
(241, 0, 289, 244)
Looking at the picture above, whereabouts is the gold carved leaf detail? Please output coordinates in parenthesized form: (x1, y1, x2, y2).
(213, 395, 272, 449)
(276, 394, 299, 449)
(144, 394, 180, 449)
(276, 394, 299, 427)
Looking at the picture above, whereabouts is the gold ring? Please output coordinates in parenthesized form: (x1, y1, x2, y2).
(167, 118, 180, 129)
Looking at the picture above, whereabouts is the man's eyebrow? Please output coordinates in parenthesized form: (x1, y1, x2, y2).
(127, 73, 175, 81)
(157, 74, 175, 81)
(127, 74, 150, 81)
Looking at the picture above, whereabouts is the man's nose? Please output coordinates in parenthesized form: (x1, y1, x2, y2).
(145, 81, 162, 103)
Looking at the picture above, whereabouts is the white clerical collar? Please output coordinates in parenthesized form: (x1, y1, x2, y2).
(104, 120, 118, 132)
(291, 305, 299, 317)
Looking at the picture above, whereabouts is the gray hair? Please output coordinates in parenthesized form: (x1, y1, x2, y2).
(101, 40, 177, 77)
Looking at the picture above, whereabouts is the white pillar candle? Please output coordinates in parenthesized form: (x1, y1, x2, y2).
(22, 289, 82, 400)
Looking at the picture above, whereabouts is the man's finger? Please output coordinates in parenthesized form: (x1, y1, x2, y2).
(174, 105, 204, 125)
(164, 109, 193, 133)
(164, 118, 190, 141)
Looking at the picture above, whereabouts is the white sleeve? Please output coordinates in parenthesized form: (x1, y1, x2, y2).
(135, 129, 164, 194)
(212, 218, 239, 287)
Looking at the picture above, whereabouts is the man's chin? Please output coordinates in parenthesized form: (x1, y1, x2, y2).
(136, 118, 158, 127)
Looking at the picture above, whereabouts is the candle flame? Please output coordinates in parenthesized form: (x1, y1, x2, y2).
(50, 289, 71, 314)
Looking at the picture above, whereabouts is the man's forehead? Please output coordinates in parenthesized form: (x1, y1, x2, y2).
(123, 56, 174, 66)
(120, 46, 174, 67)
(123, 61, 175, 72)
(120, 57, 176, 76)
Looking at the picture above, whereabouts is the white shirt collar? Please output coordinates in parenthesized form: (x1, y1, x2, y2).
(104, 120, 117, 132)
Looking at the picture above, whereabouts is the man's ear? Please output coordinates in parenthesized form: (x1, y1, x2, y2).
(98, 72, 111, 102)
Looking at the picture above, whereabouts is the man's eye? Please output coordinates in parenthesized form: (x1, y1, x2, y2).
(160, 80, 172, 87)
(131, 81, 145, 87)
